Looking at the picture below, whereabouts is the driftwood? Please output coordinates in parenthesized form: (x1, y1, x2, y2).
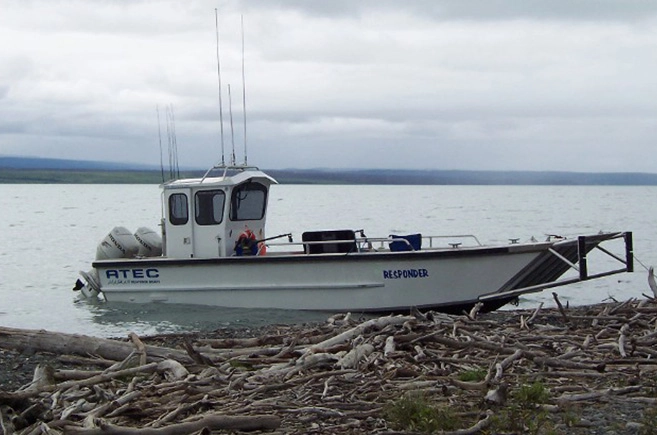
(2, 298, 657, 434)
(64, 414, 281, 434)
(0, 327, 193, 364)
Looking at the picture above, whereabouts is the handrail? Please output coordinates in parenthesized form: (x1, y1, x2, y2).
(200, 163, 260, 182)
(423, 234, 483, 247)
(262, 233, 485, 254)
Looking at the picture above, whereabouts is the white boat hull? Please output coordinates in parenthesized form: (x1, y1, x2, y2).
(75, 163, 633, 314)
(90, 240, 595, 312)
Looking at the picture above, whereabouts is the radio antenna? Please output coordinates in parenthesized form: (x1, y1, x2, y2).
(214, 8, 226, 166)
(241, 14, 248, 165)
(166, 104, 180, 179)
(228, 84, 236, 166)
(165, 105, 173, 179)
(156, 105, 165, 182)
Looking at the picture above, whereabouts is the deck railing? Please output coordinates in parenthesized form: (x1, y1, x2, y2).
(264, 233, 485, 254)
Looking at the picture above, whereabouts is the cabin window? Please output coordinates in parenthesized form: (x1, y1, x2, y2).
(195, 190, 225, 225)
(230, 181, 267, 221)
(168, 193, 188, 225)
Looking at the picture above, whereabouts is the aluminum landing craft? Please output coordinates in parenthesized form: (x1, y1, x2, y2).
(75, 165, 634, 314)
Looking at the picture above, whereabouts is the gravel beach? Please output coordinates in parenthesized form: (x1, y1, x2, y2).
(1, 302, 656, 434)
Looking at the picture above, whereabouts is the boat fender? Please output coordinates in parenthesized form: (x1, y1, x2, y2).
(234, 229, 259, 256)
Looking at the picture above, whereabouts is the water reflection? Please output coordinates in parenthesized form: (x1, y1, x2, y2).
(74, 297, 338, 338)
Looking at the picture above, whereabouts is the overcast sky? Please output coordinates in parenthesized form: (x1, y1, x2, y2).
(1, 0, 657, 172)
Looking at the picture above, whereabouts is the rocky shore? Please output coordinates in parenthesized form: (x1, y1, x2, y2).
(1, 296, 657, 434)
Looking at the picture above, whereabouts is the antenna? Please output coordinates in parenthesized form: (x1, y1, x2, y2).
(215, 8, 226, 166)
(169, 104, 180, 178)
(228, 84, 236, 166)
(165, 107, 173, 179)
(165, 105, 180, 179)
(241, 14, 248, 165)
(156, 105, 165, 183)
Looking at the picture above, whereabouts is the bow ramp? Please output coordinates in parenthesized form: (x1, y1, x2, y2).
(482, 232, 633, 303)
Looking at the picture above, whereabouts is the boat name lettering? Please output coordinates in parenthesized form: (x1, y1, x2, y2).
(383, 268, 429, 279)
(106, 268, 160, 279)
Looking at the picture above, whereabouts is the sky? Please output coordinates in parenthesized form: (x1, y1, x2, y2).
(1, 0, 657, 172)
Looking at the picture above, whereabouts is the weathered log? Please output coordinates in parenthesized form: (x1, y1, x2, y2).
(557, 385, 642, 402)
(64, 414, 281, 434)
(337, 343, 374, 369)
(182, 341, 215, 366)
(129, 332, 148, 366)
(0, 327, 192, 364)
(552, 292, 570, 324)
(0, 363, 159, 402)
(23, 364, 56, 392)
(446, 410, 494, 435)
(304, 315, 415, 355)
(83, 390, 142, 420)
(55, 368, 104, 381)
(526, 302, 544, 326)
(3, 298, 657, 434)
(383, 336, 396, 356)
(157, 360, 189, 382)
(649, 266, 657, 298)
(618, 324, 629, 357)
(197, 335, 286, 348)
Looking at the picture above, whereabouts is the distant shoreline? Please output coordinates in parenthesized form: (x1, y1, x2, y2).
(3, 156, 657, 185)
(3, 167, 657, 185)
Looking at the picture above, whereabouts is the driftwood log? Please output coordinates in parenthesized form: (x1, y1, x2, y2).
(2, 296, 657, 434)
(0, 327, 192, 364)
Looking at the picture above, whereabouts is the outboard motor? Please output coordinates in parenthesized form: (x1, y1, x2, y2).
(95, 226, 140, 260)
(77, 269, 101, 299)
(134, 227, 163, 257)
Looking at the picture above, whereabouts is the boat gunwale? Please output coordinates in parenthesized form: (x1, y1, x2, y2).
(92, 243, 553, 268)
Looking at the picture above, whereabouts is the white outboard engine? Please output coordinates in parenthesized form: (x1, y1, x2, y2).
(77, 226, 160, 300)
(95, 226, 140, 260)
(77, 269, 101, 299)
(134, 227, 163, 257)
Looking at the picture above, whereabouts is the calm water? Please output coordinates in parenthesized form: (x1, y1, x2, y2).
(1, 184, 655, 338)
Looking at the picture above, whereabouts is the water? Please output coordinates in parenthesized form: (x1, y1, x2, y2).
(1, 184, 655, 338)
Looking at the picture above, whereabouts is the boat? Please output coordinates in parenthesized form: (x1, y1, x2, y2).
(74, 163, 634, 314)
(74, 17, 634, 313)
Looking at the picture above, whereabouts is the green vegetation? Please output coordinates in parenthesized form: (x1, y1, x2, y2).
(458, 367, 487, 382)
(0, 169, 186, 184)
(515, 381, 551, 405)
(0, 168, 345, 184)
(489, 381, 554, 435)
(4, 160, 657, 184)
(383, 392, 460, 433)
(641, 408, 657, 435)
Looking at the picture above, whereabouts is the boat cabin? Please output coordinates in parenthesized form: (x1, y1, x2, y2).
(160, 166, 277, 259)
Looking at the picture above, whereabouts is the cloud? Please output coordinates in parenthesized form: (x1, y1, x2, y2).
(1, 0, 657, 172)
(237, 0, 657, 22)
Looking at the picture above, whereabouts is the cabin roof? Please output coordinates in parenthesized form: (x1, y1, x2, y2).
(161, 166, 277, 190)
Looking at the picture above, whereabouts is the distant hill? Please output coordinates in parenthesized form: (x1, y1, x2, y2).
(0, 156, 157, 171)
(266, 168, 657, 185)
(2, 156, 657, 185)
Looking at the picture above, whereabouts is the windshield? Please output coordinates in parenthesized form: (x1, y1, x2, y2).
(230, 181, 267, 221)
